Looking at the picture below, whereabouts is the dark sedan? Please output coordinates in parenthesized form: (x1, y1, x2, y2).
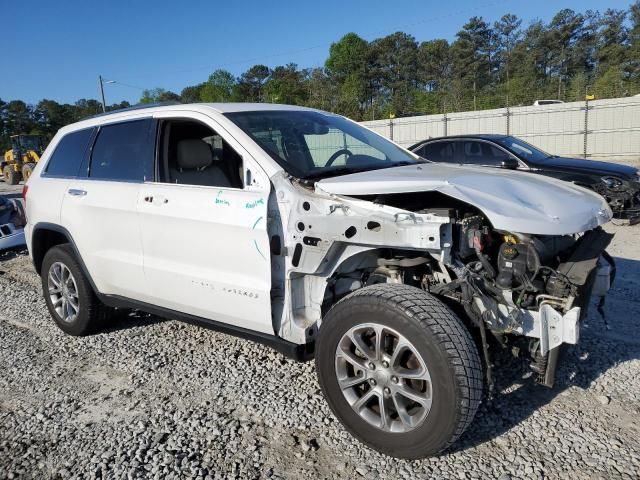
(410, 134, 640, 220)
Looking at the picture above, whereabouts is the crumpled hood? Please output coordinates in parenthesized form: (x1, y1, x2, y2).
(316, 163, 612, 235)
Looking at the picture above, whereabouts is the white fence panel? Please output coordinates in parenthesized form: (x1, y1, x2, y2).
(447, 108, 506, 136)
(361, 96, 640, 161)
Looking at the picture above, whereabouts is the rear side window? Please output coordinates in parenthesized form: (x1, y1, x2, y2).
(45, 128, 93, 177)
(422, 141, 456, 163)
(89, 119, 153, 182)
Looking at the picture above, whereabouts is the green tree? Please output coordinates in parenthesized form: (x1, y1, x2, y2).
(74, 99, 103, 119)
(547, 9, 586, 98)
(235, 65, 271, 102)
(325, 33, 371, 117)
(450, 17, 494, 108)
(368, 32, 419, 116)
(627, 1, 640, 84)
(139, 88, 180, 104)
(417, 39, 451, 91)
(200, 70, 236, 102)
(33, 100, 76, 138)
(494, 14, 522, 93)
(597, 9, 628, 72)
(180, 84, 205, 103)
(304, 67, 336, 113)
(594, 66, 628, 98)
(264, 64, 307, 105)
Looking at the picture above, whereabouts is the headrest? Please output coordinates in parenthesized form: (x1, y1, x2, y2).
(469, 143, 480, 155)
(176, 139, 213, 170)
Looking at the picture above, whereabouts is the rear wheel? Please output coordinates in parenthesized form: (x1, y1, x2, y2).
(316, 284, 482, 459)
(22, 163, 35, 180)
(41, 244, 109, 336)
(3, 166, 20, 185)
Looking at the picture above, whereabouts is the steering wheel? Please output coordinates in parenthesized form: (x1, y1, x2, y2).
(325, 149, 353, 167)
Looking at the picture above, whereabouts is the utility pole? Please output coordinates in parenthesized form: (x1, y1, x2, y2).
(99, 75, 107, 112)
(473, 79, 477, 111)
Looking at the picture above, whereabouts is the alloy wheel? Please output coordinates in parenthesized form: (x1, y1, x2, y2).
(335, 323, 433, 433)
(47, 262, 80, 324)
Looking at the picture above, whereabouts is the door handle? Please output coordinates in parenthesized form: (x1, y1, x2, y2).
(68, 189, 87, 196)
(143, 195, 168, 204)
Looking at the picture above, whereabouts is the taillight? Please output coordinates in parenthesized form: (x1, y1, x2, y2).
(22, 184, 28, 208)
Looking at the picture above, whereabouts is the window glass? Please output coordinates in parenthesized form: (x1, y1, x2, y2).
(45, 128, 93, 177)
(494, 136, 551, 163)
(422, 142, 456, 163)
(461, 141, 507, 166)
(304, 128, 386, 167)
(226, 110, 420, 180)
(158, 119, 243, 189)
(90, 120, 151, 181)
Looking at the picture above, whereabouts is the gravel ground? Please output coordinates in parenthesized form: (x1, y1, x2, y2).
(1, 181, 640, 479)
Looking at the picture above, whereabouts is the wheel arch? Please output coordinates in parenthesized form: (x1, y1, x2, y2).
(31, 223, 100, 295)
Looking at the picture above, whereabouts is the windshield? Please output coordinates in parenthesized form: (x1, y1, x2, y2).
(225, 110, 421, 179)
(19, 136, 42, 151)
(494, 136, 552, 163)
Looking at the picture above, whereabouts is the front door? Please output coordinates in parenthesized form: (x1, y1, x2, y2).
(138, 113, 273, 334)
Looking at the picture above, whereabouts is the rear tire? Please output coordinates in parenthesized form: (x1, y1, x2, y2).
(316, 284, 482, 459)
(41, 244, 109, 336)
(22, 163, 35, 180)
(3, 166, 20, 185)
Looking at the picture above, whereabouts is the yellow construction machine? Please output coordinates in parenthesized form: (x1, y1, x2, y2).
(2, 134, 45, 184)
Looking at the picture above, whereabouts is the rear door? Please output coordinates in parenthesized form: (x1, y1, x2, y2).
(30, 128, 95, 230)
(137, 112, 274, 334)
(60, 118, 153, 300)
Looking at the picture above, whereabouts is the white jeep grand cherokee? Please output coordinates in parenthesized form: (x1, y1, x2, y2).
(25, 103, 614, 459)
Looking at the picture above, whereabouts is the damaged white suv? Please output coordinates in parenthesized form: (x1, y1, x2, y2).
(25, 103, 614, 459)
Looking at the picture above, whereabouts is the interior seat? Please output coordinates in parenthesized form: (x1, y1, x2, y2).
(170, 139, 232, 187)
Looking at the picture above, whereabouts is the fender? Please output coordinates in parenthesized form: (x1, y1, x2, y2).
(31, 222, 100, 292)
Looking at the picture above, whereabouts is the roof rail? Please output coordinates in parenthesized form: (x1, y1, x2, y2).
(88, 101, 183, 119)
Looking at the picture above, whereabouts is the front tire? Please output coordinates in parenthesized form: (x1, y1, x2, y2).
(3, 166, 20, 185)
(41, 244, 108, 336)
(316, 284, 482, 459)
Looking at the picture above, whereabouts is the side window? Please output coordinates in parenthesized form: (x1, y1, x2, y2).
(89, 119, 153, 182)
(461, 141, 507, 166)
(45, 128, 93, 177)
(461, 141, 484, 164)
(422, 142, 456, 163)
(484, 144, 509, 166)
(413, 144, 427, 158)
(157, 119, 243, 189)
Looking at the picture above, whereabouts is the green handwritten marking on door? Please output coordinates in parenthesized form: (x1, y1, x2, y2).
(252, 216, 267, 260)
(215, 191, 230, 206)
(245, 198, 265, 209)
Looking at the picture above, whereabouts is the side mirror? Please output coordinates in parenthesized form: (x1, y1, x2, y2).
(500, 157, 519, 169)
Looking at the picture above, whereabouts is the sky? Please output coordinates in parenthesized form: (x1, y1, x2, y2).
(1, 0, 633, 105)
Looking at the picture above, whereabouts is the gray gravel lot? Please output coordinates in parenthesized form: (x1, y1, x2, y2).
(0, 181, 639, 479)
